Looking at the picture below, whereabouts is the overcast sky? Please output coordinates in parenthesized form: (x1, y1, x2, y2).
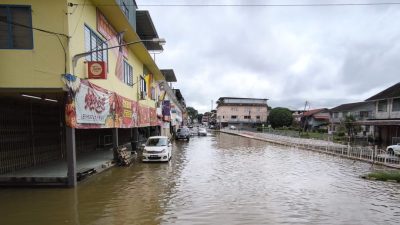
(137, 0, 400, 113)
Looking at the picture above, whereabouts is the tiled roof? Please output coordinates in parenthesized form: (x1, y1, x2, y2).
(365, 82, 400, 101)
(302, 108, 327, 117)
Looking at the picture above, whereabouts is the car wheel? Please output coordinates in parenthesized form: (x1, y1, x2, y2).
(187, 137, 190, 141)
(388, 148, 394, 155)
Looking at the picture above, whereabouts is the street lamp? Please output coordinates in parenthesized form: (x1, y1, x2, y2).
(71, 38, 166, 75)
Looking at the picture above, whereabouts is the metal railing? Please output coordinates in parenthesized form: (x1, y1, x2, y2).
(221, 128, 400, 168)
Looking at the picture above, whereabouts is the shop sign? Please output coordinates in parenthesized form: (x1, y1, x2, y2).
(87, 61, 107, 79)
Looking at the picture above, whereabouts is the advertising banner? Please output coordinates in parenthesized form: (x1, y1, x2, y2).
(138, 105, 150, 127)
(162, 100, 171, 122)
(150, 108, 159, 126)
(65, 78, 160, 129)
(115, 95, 138, 128)
(75, 81, 112, 124)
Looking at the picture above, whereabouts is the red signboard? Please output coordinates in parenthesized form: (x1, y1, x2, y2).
(87, 61, 107, 79)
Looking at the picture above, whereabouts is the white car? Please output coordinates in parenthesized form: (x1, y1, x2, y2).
(198, 128, 207, 136)
(386, 143, 400, 156)
(142, 136, 172, 162)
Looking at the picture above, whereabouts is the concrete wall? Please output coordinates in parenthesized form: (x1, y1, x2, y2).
(0, 0, 68, 88)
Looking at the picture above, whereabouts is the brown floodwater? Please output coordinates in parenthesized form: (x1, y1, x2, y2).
(1, 132, 400, 225)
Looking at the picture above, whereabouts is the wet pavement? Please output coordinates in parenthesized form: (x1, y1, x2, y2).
(1, 132, 400, 225)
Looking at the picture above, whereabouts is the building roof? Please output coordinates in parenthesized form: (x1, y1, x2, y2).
(302, 108, 328, 117)
(161, 69, 177, 82)
(218, 97, 269, 101)
(365, 82, 400, 101)
(330, 102, 370, 112)
(136, 10, 163, 51)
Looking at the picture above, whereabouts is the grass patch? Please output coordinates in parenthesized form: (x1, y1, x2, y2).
(366, 171, 400, 182)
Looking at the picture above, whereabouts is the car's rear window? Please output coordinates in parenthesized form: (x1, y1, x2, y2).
(146, 138, 168, 146)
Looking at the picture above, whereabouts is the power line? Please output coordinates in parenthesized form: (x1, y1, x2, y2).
(0, 18, 69, 38)
(69, 2, 400, 7)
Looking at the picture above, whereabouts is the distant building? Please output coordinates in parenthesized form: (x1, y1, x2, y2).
(216, 97, 268, 128)
(329, 102, 375, 136)
(362, 82, 400, 146)
(301, 109, 330, 131)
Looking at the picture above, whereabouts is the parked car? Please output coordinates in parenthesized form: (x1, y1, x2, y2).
(198, 128, 207, 136)
(142, 136, 172, 162)
(190, 127, 198, 136)
(229, 125, 236, 130)
(176, 127, 190, 141)
(386, 143, 400, 156)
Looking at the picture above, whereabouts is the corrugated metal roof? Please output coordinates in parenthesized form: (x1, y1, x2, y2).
(330, 102, 371, 112)
(161, 69, 177, 82)
(136, 10, 163, 51)
(365, 82, 400, 101)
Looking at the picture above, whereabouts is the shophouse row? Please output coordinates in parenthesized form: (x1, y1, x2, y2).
(0, 0, 187, 187)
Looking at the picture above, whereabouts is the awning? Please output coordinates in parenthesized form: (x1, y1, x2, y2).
(136, 10, 163, 51)
(161, 69, 177, 82)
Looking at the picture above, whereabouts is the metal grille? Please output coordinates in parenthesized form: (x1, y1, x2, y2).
(0, 97, 65, 174)
(392, 137, 400, 145)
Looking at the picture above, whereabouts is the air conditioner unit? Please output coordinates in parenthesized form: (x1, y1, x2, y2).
(140, 91, 147, 100)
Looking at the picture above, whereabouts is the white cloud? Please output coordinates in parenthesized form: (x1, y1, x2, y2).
(138, 0, 400, 112)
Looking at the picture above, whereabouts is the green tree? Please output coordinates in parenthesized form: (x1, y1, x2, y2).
(343, 115, 360, 137)
(186, 106, 198, 122)
(268, 107, 293, 129)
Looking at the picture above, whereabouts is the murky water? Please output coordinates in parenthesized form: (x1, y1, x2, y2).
(1, 132, 400, 225)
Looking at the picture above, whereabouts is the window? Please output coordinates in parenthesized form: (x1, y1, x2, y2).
(140, 76, 146, 94)
(0, 5, 33, 49)
(244, 115, 251, 119)
(378, 100, 387, 112)
(333, 112, 339, 118)
(121, 2, 129, 19)
(360, 111, 370, 118)
(123, 60, 133, 86)
(256, 116, 260, 119)
(84, 25, 108, 65)
(393, 98, 400, 112)
(231, 115, 237, 119)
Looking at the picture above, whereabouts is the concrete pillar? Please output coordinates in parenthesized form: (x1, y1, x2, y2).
(66, 127, 77, 187)
(112, 128, 119, 159)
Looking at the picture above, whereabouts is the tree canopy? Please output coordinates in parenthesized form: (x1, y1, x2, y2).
(268, 107, 293, 128)
(186, 106, 198, 122)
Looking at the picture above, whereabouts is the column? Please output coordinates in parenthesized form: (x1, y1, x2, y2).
(66, 127, 77, 187)
(112, 128, 119, 160)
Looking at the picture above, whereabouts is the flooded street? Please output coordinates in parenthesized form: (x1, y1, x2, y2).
(1, 132, 400, 225)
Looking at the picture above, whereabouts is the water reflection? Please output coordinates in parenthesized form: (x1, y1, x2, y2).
(0, 132, 400, 225)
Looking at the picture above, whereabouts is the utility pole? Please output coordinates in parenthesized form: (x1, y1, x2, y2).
(302, 101, 309, 133)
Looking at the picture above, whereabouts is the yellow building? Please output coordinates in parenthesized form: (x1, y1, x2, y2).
(0, 0, 171, 186)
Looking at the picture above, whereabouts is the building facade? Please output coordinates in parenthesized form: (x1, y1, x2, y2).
(300, 109, 330, 131)
(0, 0, 185, 186)
(216, 97, 268, 128)
(362, 82, 400, 146)
(329, 102, 375, 136)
